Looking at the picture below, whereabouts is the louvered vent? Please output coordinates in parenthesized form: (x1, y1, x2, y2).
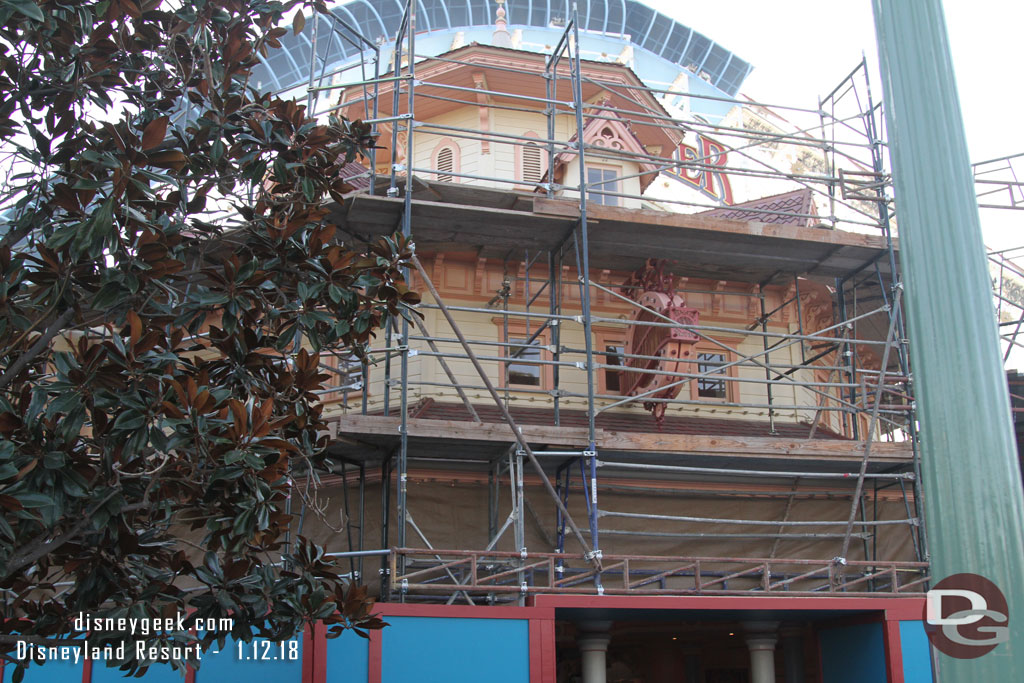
(436, 146, 454, 182)
(522, 143, 542, 184)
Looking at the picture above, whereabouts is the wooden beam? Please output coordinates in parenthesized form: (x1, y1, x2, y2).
(330, 414, 914, 463)
(332, 414, 591, 447)
(597, 429, 912, 462)
(533, 197, 898, 251)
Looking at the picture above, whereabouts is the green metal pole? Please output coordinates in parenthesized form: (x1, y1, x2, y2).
(872, 1, 1024, 679)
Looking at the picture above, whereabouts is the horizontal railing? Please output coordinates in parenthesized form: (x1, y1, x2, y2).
(389, 548, 929, 599)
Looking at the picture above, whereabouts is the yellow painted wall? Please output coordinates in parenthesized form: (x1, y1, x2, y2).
(320, 261, 849, 435)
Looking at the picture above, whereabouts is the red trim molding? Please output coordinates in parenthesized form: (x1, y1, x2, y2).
(374, 603, 551, 620)
(532, 594, 926, 620)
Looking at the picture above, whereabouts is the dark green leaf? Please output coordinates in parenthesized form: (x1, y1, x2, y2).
(4, 0, 44, 22)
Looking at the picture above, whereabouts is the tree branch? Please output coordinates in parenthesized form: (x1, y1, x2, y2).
(0, 307, 75, 392)
(1, 496, 147, 581)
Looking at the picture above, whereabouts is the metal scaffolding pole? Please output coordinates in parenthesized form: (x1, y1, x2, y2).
(873, 0, 1024, 677)
(300, 2, 941, 600)
(409, 254, 598, 567)
(394, 0, 416, 598)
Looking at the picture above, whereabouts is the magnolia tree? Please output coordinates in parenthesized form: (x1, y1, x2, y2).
(0, 0, 411, 677)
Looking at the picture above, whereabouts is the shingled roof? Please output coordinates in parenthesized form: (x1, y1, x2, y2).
(339, 160, 371, 191)
(696, 187, 819, 227)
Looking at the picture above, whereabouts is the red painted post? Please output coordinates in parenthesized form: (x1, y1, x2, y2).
(313, 622, 327, 683)
(539, 619, 557, 683)
(367, 628, 383, 683)
(529, 618, 542, 683)
(529, 617, 557, 683)
(302, 624, 314, 683)
(882, 617, 905, 683)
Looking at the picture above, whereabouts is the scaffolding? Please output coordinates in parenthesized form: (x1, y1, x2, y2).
(290, 1, 929, 605)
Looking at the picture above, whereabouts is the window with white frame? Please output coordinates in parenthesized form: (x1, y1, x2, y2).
(587, 166, 620, 206)
(507, 338, 543, 387)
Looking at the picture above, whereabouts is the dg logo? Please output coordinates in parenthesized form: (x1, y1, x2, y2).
(925, 573, 1009, 659)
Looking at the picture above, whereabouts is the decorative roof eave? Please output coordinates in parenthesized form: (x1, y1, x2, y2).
(336, 43, 682, 153)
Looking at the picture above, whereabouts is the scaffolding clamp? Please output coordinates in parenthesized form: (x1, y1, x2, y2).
(585, 549, 603, 562)
(520, 581, 529, 594)
(596, 583, 605, 596)
(401, 578, 409, 593)
(365, 113, 412, 125)
(583, 450, 596, 458)
(832, 556, 848, 566)
(520, 547, 528, 559)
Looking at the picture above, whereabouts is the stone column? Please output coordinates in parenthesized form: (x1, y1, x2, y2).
(743, 622, 779, 683)
(577, 621, 612, 683)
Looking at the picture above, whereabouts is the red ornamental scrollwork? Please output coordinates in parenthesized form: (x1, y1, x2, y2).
(618, 260, 699, 426)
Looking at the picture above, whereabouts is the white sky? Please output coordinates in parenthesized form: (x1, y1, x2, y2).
(646, 0, 1024, 250)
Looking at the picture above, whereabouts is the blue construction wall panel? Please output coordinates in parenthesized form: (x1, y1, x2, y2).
(93, 658, 190, 683)
(325, 629, 369, 683)
(900, 621, 934, 683)
(192, 636, 302, 682)
(2, 658, 82, 683)
(819, 622, 887, 683)
(381, 617, 529, 683)
(92, 661, 184, 683)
